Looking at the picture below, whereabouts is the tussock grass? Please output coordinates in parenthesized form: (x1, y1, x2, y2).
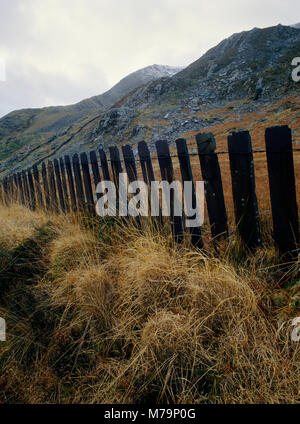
(0, 203, 299, 404)
(0, 203, 49, 250)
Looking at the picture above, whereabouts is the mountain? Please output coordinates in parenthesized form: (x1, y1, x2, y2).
(1, 24, 300, 176)
(290, 23, 300, 29)
(79, 24, 300, 150)
(0, 64, 182, 172)
(122, 24, 300, 107)
(63, 64, 183, 112)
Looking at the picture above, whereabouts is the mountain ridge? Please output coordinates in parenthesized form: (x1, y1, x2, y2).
(0, 64, 183, 173)
(1, 23, 300, 176)
(61, 64, 183, 113)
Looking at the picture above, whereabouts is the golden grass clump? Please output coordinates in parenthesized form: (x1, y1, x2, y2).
(46, 264, 117, 334)
(141, 310, 196, 362)
(0, 203, 49, 249)
(101, 232, 298, 403)
(0, 203, 299, 404)
(114, 233, 258, 341)
(48, 218, 100, 277)
(115, 235, 189, 328)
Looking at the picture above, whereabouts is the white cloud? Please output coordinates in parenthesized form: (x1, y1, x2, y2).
(0, 58, 5, 82)
(0, 0, 299, 117)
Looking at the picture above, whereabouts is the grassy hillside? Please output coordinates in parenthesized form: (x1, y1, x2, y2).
(0, 65, 181, 171)
(0, 203, 299, 403)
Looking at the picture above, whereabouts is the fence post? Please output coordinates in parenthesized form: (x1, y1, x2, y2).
(176, 138, 203, 248)
(59, 158, 70, 212)
(42, 163, 50, 210)
(138, 140, 163, 228)
(109, 146, 123, 187)
(17, 172, 25, 205)
(72, 153, 85, 211)
(0, 179, 5, 204)
(9, 176, 15, 203)
(156, 140, 184, 242)
(99, 149, 111, 181)
(81, 152, 95, 214)
(33, 165, 44, 208)
(228, 130, 261, 249)
(5, 176, 12, 205)
(122, 145, 138, 181)
(64, 155, 77, 212)
(138, 141, 155, 185)
(54, 159, 66, 213)
(109, 146, 124, 216)
(122, 144, 141, 226)
(27, 168, 36, 210)
(13, 174, 18, 203)
(196, 132, 228, 241)
(265, 125, 299, 260)
(0, 180, 4, 205)
(2, 177, 9, 205)
(90, 150, 101, 191)
(21, 170, 30, 207)
(48, 161, 58, 213)
(6, 176, 13, 203)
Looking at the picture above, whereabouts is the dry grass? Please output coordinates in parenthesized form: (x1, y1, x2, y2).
(0, 203, 299, 404)
(0, 203, 49, 250)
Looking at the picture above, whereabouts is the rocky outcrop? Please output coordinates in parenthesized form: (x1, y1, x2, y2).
(121, 24, 300, 111)
(90, 24, 300, 146)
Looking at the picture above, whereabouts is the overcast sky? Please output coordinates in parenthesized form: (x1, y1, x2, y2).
(0, 0, 299, 117)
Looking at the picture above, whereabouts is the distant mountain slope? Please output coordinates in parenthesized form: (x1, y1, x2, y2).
(1, 24, 300, 176)
(120, 24, 300, 109)
(0, 64, 182, 165)
(86, 24, 300, 146)
(64, 64, 183, 113)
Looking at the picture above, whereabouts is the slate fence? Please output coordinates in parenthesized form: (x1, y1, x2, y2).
(0, 125, 299, 260)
